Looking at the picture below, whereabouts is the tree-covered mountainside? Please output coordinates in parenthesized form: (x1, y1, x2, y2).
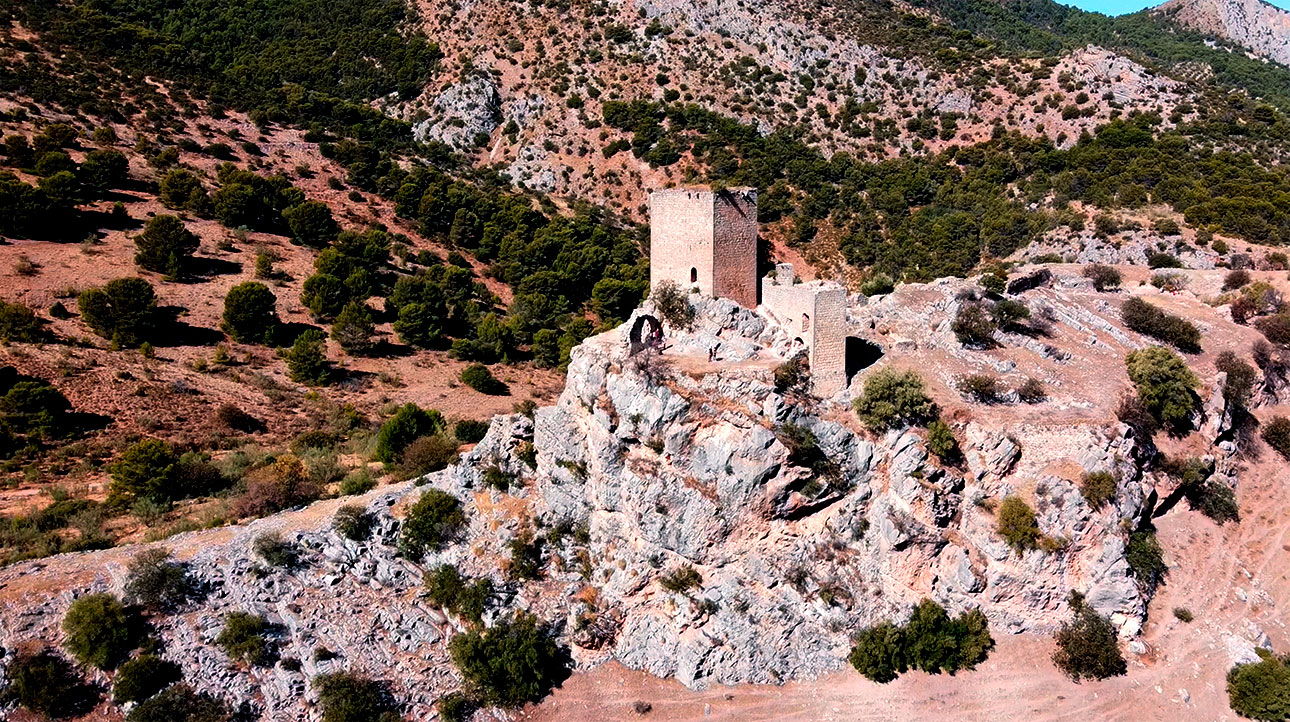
(918, 0, 1290, 110)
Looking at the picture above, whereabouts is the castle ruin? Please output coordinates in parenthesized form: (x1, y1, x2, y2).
(760, 264, 848, 396)
(648, 187, 849, 397)
(649, 187, 758, 309)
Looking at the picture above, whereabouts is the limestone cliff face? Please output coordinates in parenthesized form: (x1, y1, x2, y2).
(521, 295, 1158, 688)
(1157, 0, 1290, 67)
(0, 281, 1243, 716)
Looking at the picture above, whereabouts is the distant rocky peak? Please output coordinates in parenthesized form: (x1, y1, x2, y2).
(1155, 0, 1290, 67)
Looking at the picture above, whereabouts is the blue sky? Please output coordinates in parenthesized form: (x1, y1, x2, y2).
(1060, 0, 1290, 13)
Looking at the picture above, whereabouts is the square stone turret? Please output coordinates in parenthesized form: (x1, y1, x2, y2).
(761, 263, 848, 397)
(649, 187, 758, 309)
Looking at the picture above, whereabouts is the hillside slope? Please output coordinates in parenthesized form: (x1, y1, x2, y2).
(1157, 0, 1290, 67)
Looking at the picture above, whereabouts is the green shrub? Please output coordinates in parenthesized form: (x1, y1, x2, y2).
(134, 215, 200, 278)
(1079, 471, 1116, 509)
(158, 169, 208, 211)
(282, 200, 338, 249)
(313, 672, 398, 722)
(482, 465, 514, 491)
(650, 280, 694, 330)
(853, 369, 938, 432)
(997, 496, 1040, 551)
(424, 564, 493, 624)
(1125, 529, 1167, 593)
(215, 612, 272, 666)
(401, 435, 458, 477)
(113, 654, 181, 704)
(460, 363, 508, 395)
(957, 373, 1001, 403)
(1051, 594, 1126, 681)
(848, 621, 906, 683)
(1121, 297, 1201, 353)
(253, 532, 298, 567)
(0, 300, 41, 342)
(860, 273, 895, 296)
(393, 301, 445, 348)
(2, 648, 98, 718)
(1125, 346, 1199, 430)
(338, 469, 376, 496)
(848, 600, 994, 683)
(126, 684, 229, 722)
(773, 356, 808, 394)
(1172, 607, 1194, 623)
(78, 277, 157, 347)
(1262, 417, 1290, 461)
(436, 691, 475, 722)
(951, 302, 997, 347)
(507, 532, 544, 581)
(1228, 652, 1290, 721)
(448, 612, 567, 707)
(374, 403, 445, 462)
(1215, 351, 1257, 412)
(1182, 475, 1240, 524)
(0, 375, 75, 438)
(398, 488, 465, 560)
(991, 298, 1030, 329)
(1016, 377, 1046, 403)
(221, 282, 277, 344)
(124, 548, 194, 611)
(1147, 252, 1182, 269)
(286, 329, 330, 385)
(659, 564, 702, 593)
(62, 593, 139, 669)
(333, 504, 374, 541)
(1083, 264, 1121, 291)
(926, 420, 960, 463)
(109, 438, 179, 505)
(453, 419, 489, 444)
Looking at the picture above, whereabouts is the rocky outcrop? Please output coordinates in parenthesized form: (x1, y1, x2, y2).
(1157, 0, 1290, 67)
(1, 281, 1232, 715)
(412, 74, 501, 150)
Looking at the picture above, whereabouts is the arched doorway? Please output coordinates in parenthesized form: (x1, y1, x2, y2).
(629, 314, 663, 355)
(690, 267, 698, 283)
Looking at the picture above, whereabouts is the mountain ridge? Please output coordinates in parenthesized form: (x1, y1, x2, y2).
(1156, 0, 1290, 67)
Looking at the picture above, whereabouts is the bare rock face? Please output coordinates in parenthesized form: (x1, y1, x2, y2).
(1157, 0, 1290, 67)
(412, 74, 501, 150)
(520, 296, 1161, 687)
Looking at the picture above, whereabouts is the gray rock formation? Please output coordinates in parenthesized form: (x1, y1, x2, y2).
(412, 74, 501, 150)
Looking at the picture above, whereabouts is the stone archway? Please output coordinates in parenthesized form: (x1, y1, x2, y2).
(630, 314, 663, 355)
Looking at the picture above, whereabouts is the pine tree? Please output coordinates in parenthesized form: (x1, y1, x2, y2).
(331, 301, 375, 355)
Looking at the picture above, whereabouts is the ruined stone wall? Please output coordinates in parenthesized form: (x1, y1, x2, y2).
(649, 189, 715, 296)
(710, 189, 758, 308)
(761, 264, 847, 397)
(808, 287, 847, 397)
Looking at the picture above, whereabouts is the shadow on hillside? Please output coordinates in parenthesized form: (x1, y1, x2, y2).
(183, 256, 243, 280)
(151, 306, 226, 348)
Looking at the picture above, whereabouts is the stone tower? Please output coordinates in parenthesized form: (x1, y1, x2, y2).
(649, 187, 758, 309)
(761, 263, 848, 397)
